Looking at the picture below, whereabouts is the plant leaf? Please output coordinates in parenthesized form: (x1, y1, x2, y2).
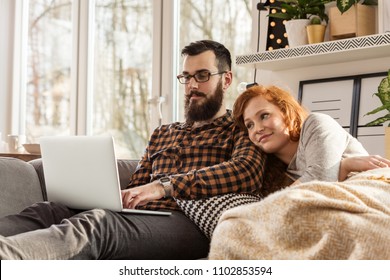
(337, 0, 355, 14)
(365, 103, 390, 115)
(363, 0, 378, 6)
(365, 114, 390, 127)
(377, 70, 390, 110)
(268, 0, 332, 21)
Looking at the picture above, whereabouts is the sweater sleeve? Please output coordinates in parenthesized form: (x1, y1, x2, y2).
(296, 113, 367, 183)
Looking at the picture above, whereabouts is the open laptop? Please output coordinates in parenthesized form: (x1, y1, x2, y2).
(39, 135, 171, 216)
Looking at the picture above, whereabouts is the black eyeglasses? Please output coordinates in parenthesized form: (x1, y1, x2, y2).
(177, 70, 227, 84)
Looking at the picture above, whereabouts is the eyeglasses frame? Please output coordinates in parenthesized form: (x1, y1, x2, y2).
(177, 70, 227, 84)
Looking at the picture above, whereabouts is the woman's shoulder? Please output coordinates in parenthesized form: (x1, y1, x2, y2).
(305, 112, 335, 123)
(302, 113, 343, 134)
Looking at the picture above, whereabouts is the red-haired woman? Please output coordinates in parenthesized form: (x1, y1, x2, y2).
(208, 85, 390, 260)
(233, 85, 390, 183)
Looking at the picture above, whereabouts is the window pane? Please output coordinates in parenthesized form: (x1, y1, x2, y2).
(176, 0, 253, 120)
(93, 0, 153, 159)
(26, 0, 73, 142)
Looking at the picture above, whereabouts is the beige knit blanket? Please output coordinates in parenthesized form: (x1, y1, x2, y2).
(209, 167, 390, 259)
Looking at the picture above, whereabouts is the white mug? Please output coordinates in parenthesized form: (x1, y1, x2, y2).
(0, 132, 5, 152)
(7, 134, 26, 153)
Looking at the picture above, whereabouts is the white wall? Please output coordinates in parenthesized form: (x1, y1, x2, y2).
(0, 0, 15, 142)
(256, 57, 390, 98)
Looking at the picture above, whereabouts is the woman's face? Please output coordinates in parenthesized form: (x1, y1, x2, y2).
(243, 95, 291, 155)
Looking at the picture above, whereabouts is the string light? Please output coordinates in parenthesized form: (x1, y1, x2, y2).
(265, 0, 289, 51)
(241, 1, 289, 90)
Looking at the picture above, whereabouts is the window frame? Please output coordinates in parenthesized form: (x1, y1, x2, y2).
(1, 0, 257, 143)
(3, 0, 174, 140)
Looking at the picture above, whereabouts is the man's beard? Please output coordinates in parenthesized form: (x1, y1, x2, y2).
(184, 81, 224, 122)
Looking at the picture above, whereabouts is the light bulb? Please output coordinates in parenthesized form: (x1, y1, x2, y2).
(237, 82, 258, 94)
(237, 82, 248, 93)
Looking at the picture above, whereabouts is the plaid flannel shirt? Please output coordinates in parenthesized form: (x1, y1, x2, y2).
(127, 110, 269, 211)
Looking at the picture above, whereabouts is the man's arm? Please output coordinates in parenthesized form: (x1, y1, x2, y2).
(123, 123, 267, 207)
(171, 126, 266, 199)
(125, 130, 156, 188)
(122, 180, 164, 208)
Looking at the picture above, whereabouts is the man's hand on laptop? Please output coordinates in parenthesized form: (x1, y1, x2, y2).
(121, 181, 165, 209)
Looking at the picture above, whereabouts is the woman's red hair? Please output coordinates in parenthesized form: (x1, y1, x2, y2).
(233, 85, 308, 141)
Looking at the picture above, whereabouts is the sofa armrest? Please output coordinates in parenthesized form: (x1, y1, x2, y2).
(0, 157, 44, 217)
(29, 158, 139, 200)
(29, 159, 47, 200)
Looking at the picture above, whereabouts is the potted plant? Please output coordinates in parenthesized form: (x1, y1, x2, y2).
(329, 0, 378, 40)
(365, 70, 390, 158)
(336, 0, 378, 14)
(268, 0, 332, 47)
(306, 16, 327, 44)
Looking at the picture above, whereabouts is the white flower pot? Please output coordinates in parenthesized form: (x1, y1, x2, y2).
(285, 19, 310, 47)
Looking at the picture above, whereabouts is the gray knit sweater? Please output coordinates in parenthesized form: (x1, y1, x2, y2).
(287, 113, 368, 182)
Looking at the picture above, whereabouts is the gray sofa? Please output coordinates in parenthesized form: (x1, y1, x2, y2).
(0, 156, 138, 218)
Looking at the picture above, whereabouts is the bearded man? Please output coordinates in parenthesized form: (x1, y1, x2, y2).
(0, 40, 267, 260)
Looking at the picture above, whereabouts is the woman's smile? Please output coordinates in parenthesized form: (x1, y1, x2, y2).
(257, 132, 273, 144)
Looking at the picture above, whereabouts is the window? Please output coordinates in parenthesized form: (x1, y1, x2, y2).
(175, 0, 254, 120)
(92, 0, 153, 158)
(26, 0, 73, 141)
(7, 0, 254, 158)
(24, 0, 154, 159)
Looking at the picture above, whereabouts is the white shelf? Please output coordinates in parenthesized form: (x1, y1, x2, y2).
(236, 33, 390, 71)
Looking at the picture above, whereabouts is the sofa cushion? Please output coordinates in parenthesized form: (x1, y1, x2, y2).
(0, 157, 44, 217)
(117, 159, 139, 189)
